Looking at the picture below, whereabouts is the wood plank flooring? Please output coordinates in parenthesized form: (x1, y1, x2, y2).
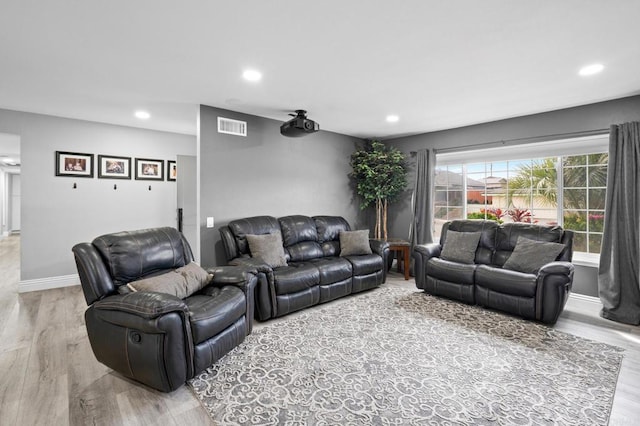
(1, 235, 639, 425)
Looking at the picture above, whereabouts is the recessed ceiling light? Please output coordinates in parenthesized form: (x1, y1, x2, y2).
(135, 110, 151, 119)
(2, 158, 14, 164)
(578, 63, 604, 76)
(243, 69, 262, 82)
(386, 115, 399, 123)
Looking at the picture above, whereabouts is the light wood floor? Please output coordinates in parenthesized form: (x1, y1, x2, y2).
(1, 235, 639, 425)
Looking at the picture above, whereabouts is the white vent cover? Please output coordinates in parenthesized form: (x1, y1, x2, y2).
(217, 117, 247, 137)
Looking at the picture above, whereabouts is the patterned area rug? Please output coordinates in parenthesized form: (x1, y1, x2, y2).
(189, 285, 624, 425)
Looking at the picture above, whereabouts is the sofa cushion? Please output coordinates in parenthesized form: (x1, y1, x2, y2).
(246, 233, 288, 268)
(445, 220, 498, 265)
(93, 227, 189, 286)
(184, 286, 246, 344)
(286, 241, 324, 262)
(314, 216, 351, 242)
(279, 215, 318, 246)
(475, 264, 537, 298)
(344, 253, 383, 276)
(308, 257, 353, 285)
(493, 223, 564, 266)
(440, 231, 481, 264)
(273, 263, 320, 295)
(427, 257, 476, 285)
(339, 230, 373, 256)
(502, 237, 566, 274)
(279, 215, 323, 262)
(123, 262, 212, 299)
(227, 216, 281, 257)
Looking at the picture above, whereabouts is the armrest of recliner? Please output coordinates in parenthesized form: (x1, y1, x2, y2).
(414, 243, 442, 259)
(535, 261, 575, 324)
(222, 260, 275, 322)
(412, 243, 442, 289)
(208, 265, 257, 290)
(369, 239, 390, 282)
(369, 239, 389, 257)
(87, 292, 193, 392)
(93, 291, 188, 319)
(228, 257, 273, 274)
(207, 265, 258, 334)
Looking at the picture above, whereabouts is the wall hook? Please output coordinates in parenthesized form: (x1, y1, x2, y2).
(148, 185, 152, 191)
(73, 182, 77, 189)
(113, 184, 117, 190)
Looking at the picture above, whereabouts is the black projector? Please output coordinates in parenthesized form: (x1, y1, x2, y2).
(280, 110, 319, 137)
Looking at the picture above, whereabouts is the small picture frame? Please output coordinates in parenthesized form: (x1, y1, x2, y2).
(55, 151, 94, 178)
(135, 158, 164, 181)
(167, 160, 177, 181)
(98, 155, 131, 179)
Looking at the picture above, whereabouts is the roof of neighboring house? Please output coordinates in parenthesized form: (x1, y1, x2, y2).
(435, 170, 485, 189)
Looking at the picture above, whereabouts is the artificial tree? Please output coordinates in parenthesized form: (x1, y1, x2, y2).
(349, 140, 408, 240)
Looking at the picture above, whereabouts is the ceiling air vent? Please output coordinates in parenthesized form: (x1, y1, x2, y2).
(217, 117, 247, 137)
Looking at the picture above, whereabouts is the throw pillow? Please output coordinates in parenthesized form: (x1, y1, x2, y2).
(440, 230, 482, 264)
(246, 233, 288, 268)
(502, 236, 566, 274)
(339, 230, 373, 256)
(124, 262, 213, 298)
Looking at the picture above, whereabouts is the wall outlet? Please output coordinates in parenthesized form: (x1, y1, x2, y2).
(206, 217, 214, 228)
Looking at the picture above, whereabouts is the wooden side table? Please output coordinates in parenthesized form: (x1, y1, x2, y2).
(387, 239, 411, 280)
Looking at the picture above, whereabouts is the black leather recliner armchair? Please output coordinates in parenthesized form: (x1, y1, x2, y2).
(72, 227, 256, 392)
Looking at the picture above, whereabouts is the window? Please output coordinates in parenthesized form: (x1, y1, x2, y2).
(433, 135, 608, 257)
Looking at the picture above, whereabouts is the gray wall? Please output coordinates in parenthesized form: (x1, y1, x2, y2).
(0, 108, 196, 281)
(199, 105, 363, 266)
(385, 95, 640, 297)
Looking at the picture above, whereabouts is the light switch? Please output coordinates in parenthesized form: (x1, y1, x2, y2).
(206, 217, 214, 228)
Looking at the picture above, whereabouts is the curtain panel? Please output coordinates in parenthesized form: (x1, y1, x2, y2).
(598, 121, 640, 325)
(409, 149, 434, 249)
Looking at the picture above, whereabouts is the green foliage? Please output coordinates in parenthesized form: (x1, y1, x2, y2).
(508, 158, 558, 207)
(507, 154, 608, 211)
(467, 208, 503, 223)
(349, 140, 408, 209)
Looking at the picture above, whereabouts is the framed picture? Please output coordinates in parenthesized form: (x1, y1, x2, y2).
(167, 160, 177, 181)
(135, 158, 164, 181)
(98, 155, 131, 179)
(55, 151, 94, 177)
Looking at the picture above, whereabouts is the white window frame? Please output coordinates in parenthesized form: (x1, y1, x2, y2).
(435, 134, 609, 267)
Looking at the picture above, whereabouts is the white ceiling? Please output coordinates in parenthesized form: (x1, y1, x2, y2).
(1, 1, 639, 140)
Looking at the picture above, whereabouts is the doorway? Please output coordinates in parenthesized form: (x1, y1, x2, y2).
(0, 132, 21, 288)
(177, 155, 198, 262)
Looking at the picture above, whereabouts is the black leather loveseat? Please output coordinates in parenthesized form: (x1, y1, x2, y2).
(413, 220, 574, 324)
(219, 215, 389, 320)
(73, 227, 257, 392)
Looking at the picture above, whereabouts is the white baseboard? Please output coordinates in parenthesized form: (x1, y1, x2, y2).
(18, 274, 80, 293)
(567, 292, 602, 316)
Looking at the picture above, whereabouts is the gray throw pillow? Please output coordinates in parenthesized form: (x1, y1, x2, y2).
(339, 230, 373, 256)
(246, 233, 288, 268)
(440, 230, 481, 264)
(124, 262, 213, 299)
(502, 236, 566, 274)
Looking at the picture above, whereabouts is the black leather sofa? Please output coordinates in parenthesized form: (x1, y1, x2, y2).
(219, 215, 389, 320)
(72, 227, 257, 392)
(413, 220, 575, 324)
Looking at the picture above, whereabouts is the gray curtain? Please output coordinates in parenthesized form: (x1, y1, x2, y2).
(409, 149, 434, 248)
(598, 121, 640, 325)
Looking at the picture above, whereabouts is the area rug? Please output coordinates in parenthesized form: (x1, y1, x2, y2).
(189, 286, 624, 425)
